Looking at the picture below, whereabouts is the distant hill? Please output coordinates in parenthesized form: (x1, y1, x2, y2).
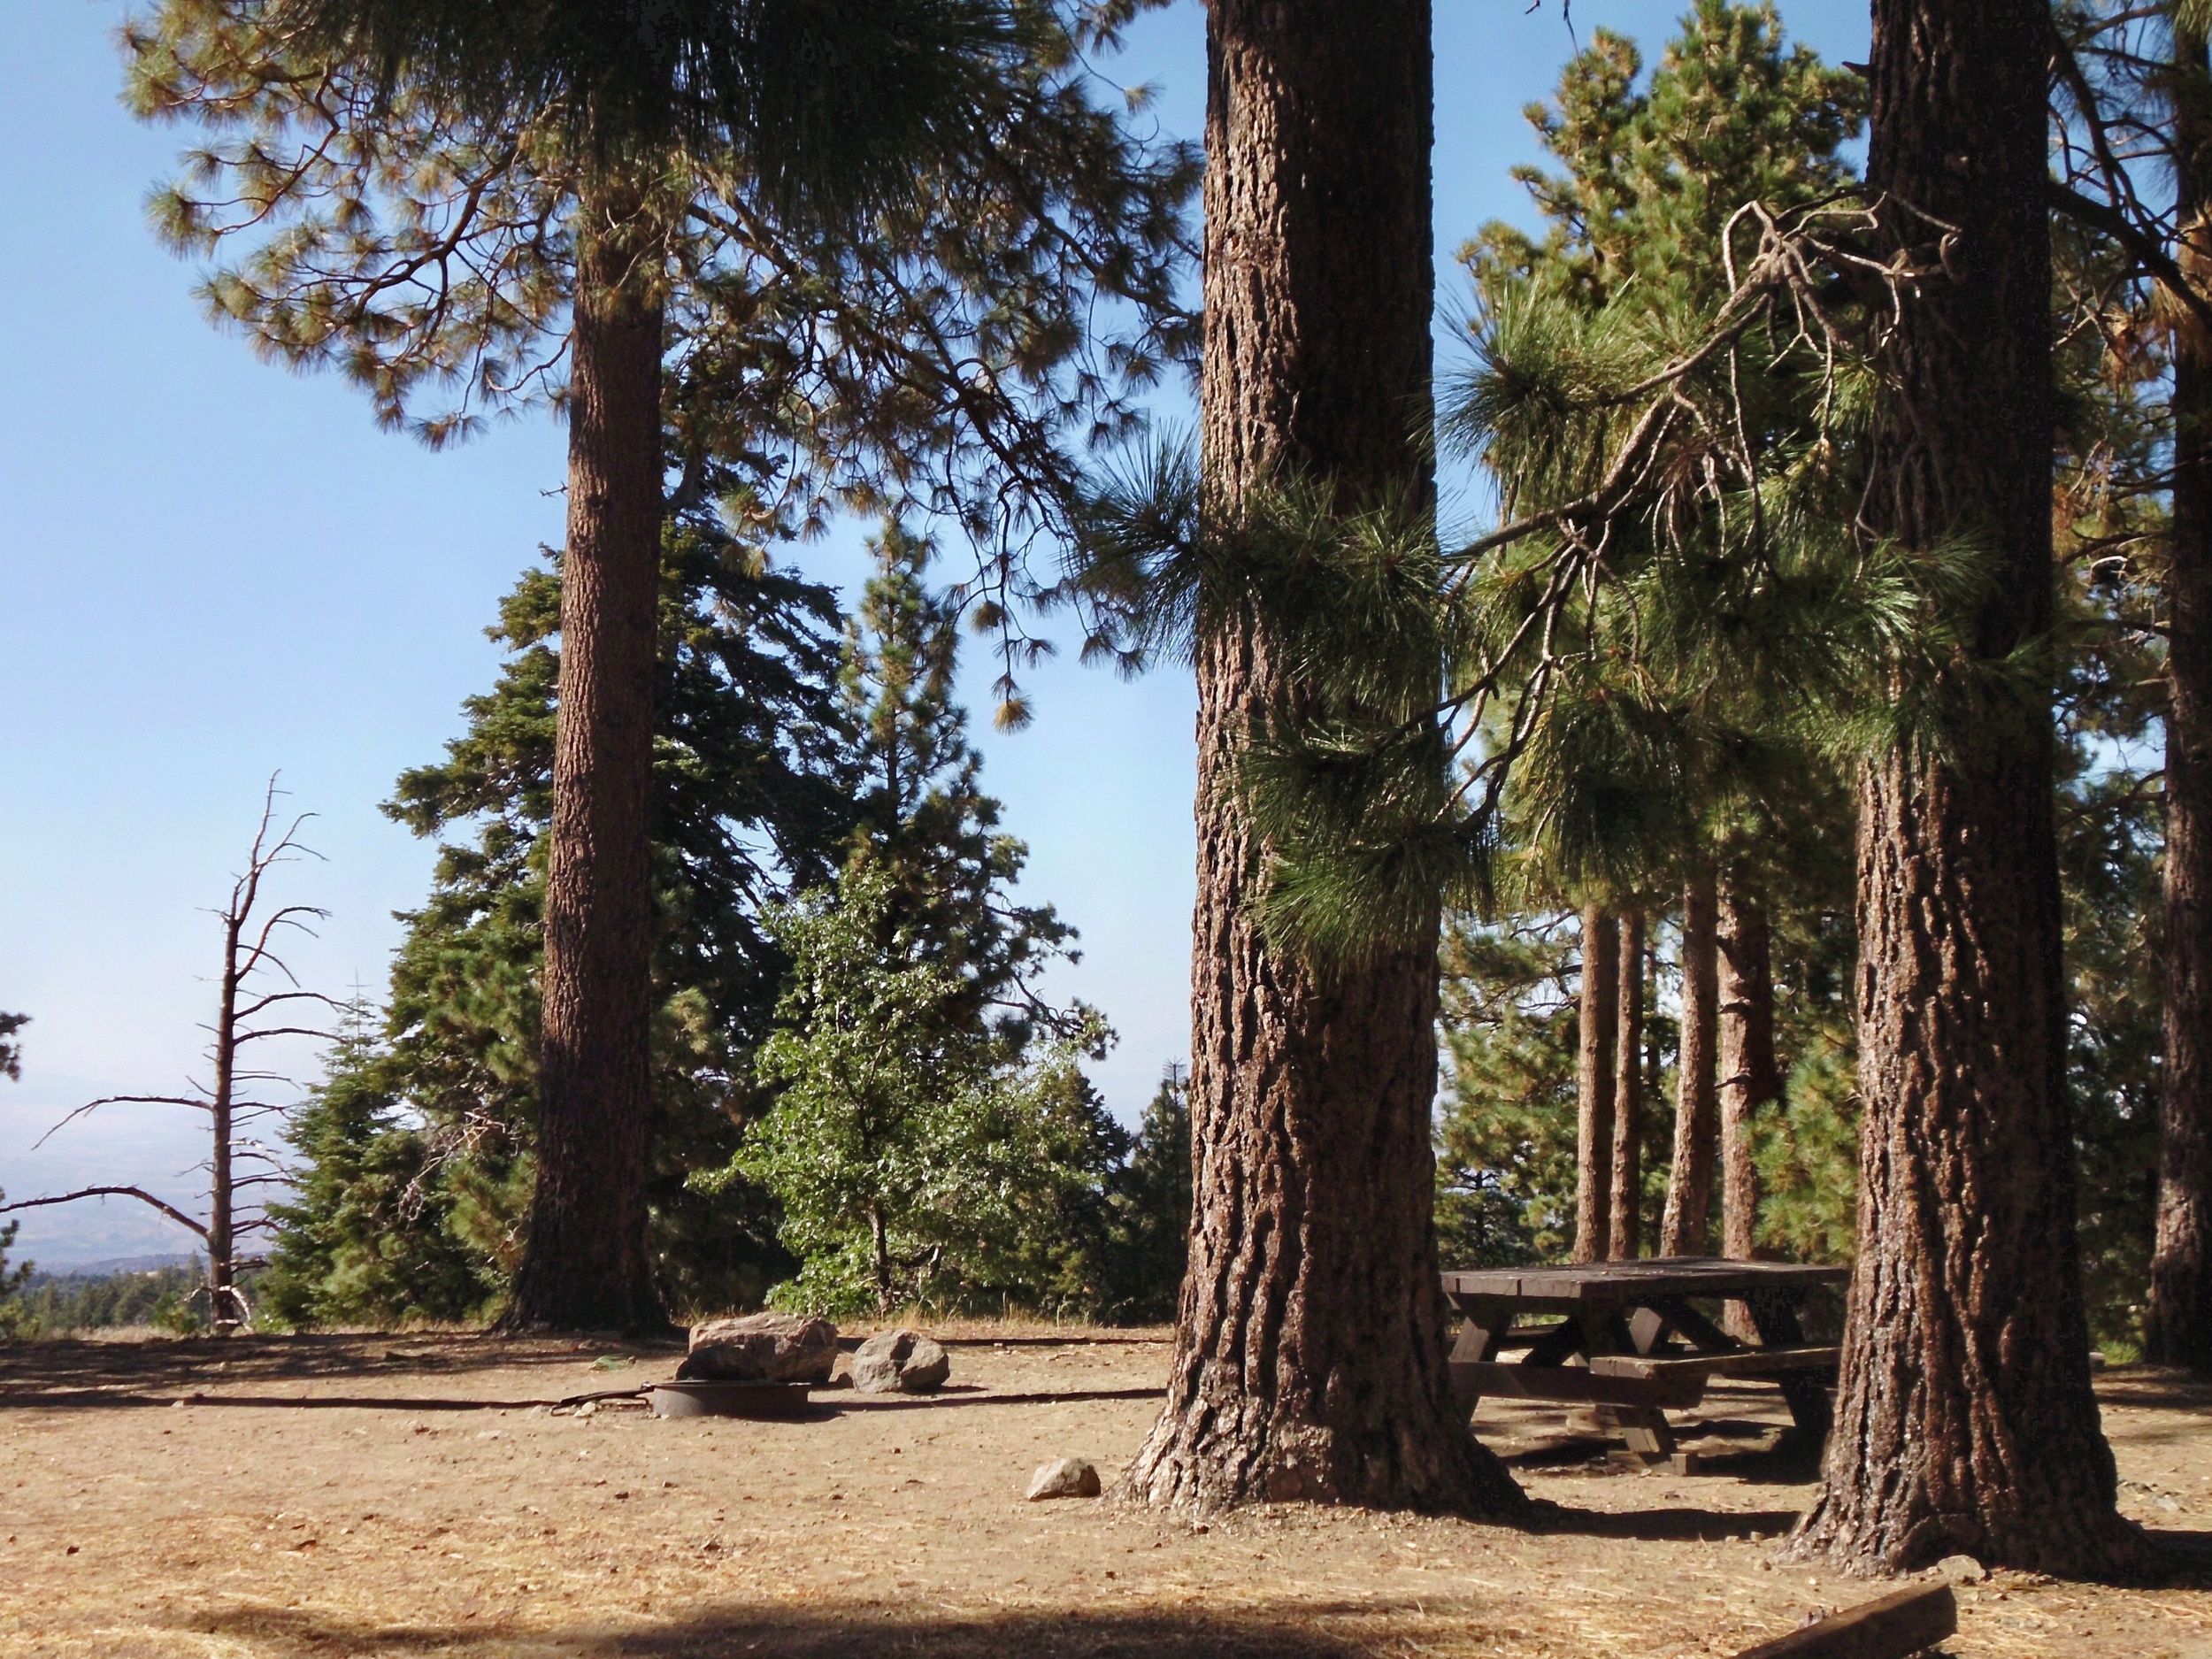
(27, 1253, 199, 1282)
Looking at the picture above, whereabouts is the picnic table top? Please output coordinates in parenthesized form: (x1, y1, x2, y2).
(1440, 1257, 1849, 1305)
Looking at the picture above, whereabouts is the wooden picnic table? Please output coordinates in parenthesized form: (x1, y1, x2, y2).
(1441, 1258, 1849, 1463)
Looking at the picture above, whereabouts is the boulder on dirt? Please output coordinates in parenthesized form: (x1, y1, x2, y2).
(1025, 1457, 1102, 1501)
(677, 1313, 839, 1384)
(1931, 1554, 1988, 1586)
(852, 1329, 951, 1394)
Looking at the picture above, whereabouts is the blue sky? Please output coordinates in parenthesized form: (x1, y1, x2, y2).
(0, 0, 1873, 1266)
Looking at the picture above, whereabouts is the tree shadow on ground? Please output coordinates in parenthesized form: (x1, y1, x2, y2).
(0, 1331, 670, 1407)
(1528, 1502, 1802, 1541)
(180, 1600, 1407, 1658)
(2144, 1527, 2212, 1588)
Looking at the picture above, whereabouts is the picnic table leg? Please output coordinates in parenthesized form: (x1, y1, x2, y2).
(1578, 1312, 1678, 1462)
(1747, 1290, 1833, 1445)
(1447, 1306, 1515, 1419)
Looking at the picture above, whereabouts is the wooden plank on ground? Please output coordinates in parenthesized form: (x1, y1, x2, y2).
(1448, 1359, 1704, 1409)
(1730, 1584, 1957, 1659)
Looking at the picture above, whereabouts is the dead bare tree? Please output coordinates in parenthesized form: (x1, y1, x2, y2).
(1, 780, 333, 1333)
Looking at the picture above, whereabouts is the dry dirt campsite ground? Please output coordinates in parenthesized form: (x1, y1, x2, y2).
(4, 1327, 2212, 1658)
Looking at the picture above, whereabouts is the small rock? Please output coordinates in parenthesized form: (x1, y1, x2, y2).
(853, 1329, 951, 1394)
(1026, 1457, 1102, 1501)
(679, 1313, 839, 1384)
(1934, 1554, 1988, 1585)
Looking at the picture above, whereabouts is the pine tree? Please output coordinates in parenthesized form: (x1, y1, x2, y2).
(262, 1003, 495, 1325)
(1098, 1067, 1193, 1324)
(729, 864, 1123, 1316)
(127, 0, 1194, 1330)
(1109, 0, 1526, 1519)
(724, 533, 1121, 1316)
(1786, 0, 2147, 1576)
(1437, 3, 1868, 1269)
(0, 1018, 23, 1335)
(268, 519, 856, 1323)
(837, 525, 1074, 1036)
(2048, 0, 2212, 1372)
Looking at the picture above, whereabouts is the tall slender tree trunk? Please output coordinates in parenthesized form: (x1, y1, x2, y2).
(1575, 905, 1620, 1264)
(1717, 881, 1778, 1335)
(1717, 880, 1778, 1262)
(1609, 910, 1646, 1261)
(210, 915, 239, 1333)
(1787, 0, 2145, 1573)
(503, 177, 669, 1333)
(2149, 23, 2212, 1371)
(1662, 871, 1718, 1256)
(1121, 0, 1521, 1516)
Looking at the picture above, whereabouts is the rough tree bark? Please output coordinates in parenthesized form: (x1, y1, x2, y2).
(1717, 882, 1778, 1263)
(503, 178, 670, 1333)
(1662, 870, 1719, 1256)
(1119, 0, 1522, 1515)
(1717, 881, 1778, 1334)
(1575, 905, 1620, 1264)
(1786, 0, 2147, 1574)
(2149, 21, 2212, 1371)
(1609, 910, 1647, 1261)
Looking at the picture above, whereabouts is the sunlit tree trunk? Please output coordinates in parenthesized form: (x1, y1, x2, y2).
(1575, 905, 1619, 1263)
(503, 176, 668, 1333)
(1787, 0, 2145, 1572)
(1717, 881, 1778, 1334)
(2150, 19, 2212, 1372)
(1609, 910, 1646, 1260)
(1121, 0, 1521, 1515)
(1662, 870, 1718, 1256)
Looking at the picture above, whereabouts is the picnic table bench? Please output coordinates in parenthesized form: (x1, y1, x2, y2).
(1441, 1258, 1848, 1463)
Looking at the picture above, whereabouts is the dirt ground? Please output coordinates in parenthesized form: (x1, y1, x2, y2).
(4, 1327, 2210, 1658)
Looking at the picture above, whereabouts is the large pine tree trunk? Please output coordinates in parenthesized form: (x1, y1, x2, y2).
(1120, 0, 1521, 1516)
(2149, 23, 2212, 1371)
(1662, 871, 1719, 1256)
(1609, 910, 1646, 1260)
(1787, 0, 2144, 1573)
(503, 180, 668, 1333)
(1575, 905, 1619, 1264)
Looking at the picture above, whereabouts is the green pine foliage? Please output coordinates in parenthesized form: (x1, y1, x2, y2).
(711, 529, 1159, 1318)
(0, 1196, 32, 1340)
(266, 522, 856, 1325)
(125, 0, 1195, 658)
(838, 525, 1075, 1033)
(719, 864, 1125, 1317)
(1432, 3, 1874, 1270)
(1462, 0, 1863, 310)
(0, 1012, 26, 1082)
(1095, 1069, 1192, 1324)
(261, 1007, 499, 1326)
(1434, 918, 1582, 1266)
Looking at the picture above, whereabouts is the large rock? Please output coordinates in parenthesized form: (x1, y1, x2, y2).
(851, 1328, 951, 1394)
(1025, 1457, 1102, 1500)
(677, 1313, 838, 1384)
